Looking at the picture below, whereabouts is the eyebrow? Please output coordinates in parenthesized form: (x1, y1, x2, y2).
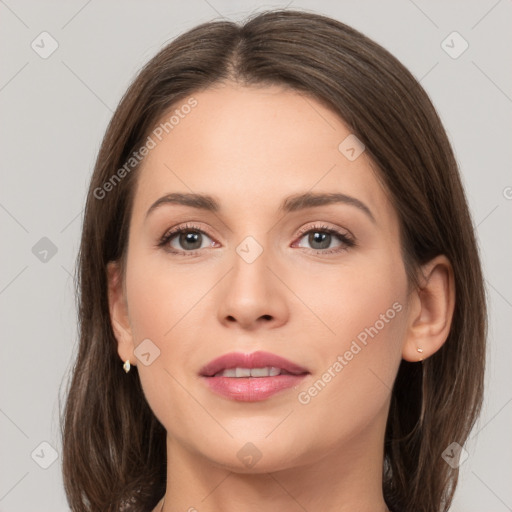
(145, 191, 375, 223)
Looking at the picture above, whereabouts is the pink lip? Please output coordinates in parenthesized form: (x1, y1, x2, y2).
(199, 351, 309, 402)
(200, 351, 308, 377)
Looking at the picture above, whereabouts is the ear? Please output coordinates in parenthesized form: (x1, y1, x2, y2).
(107, 261, 136, 368)
(402, 255, 455, 362)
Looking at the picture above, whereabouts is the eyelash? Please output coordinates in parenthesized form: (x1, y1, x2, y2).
(157, 222, 356, 257)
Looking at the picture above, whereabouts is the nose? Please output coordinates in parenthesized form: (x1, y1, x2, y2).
(217, 244, 289, 331)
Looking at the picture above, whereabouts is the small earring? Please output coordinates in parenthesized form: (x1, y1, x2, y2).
(123, 360, 131, 373)
(417, 347, 424, 361)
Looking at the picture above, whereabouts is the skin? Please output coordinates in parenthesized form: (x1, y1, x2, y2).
(108, 81, 455, 512)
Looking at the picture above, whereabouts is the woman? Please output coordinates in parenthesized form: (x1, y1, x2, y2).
(60, 9, 486, 512)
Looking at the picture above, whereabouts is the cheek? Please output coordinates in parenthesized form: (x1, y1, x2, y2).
(123, 253, 206, 419)
(123, 249, 248, 441)
(291, 259, 407, 435)
(289, 252, 407, 349)
(125, 254, 208, 343)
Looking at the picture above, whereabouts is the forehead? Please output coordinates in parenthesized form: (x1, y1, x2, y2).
(131, 82, 394, 224)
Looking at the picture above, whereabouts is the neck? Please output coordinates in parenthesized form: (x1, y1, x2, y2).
(161, 414, 390, 512)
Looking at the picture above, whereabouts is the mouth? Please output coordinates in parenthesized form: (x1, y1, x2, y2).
(199, 351, 309, 402)
(210, 366, 295, 377)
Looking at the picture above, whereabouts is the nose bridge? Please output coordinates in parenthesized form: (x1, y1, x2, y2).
(230, 236, 273, 304)
(217, 234, 288, 329)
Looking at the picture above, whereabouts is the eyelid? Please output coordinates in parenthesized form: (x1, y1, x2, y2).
(292, 222, 356, 253)
(295, 222, 353, 239)
(157, 222, 218, 255)
(159, 222, 214, 242)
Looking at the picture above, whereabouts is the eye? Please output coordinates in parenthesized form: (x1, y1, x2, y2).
(293, 224, 355, 254)
(157, 222, 355, 256)
(158, 223, 217, 255)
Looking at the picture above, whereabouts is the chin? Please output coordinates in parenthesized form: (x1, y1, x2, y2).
(194, 435, 313, 475)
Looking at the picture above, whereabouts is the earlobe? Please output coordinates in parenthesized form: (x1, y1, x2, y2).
(107, 261, 136, 367)
(402, 255, 455, 362)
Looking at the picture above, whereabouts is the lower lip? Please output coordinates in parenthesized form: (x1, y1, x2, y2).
(201, 374, 308, 401)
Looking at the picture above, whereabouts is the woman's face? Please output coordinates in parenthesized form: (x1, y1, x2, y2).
(112, 82, 412, 472)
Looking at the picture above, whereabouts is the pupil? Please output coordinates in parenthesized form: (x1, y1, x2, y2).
(180, 231, 201, 250)
(309, 232, 330, 249)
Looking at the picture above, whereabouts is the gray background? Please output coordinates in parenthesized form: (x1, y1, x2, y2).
(0, 0, 511, 510)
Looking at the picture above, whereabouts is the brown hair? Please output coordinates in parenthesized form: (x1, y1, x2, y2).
(60, 9, 486, 512)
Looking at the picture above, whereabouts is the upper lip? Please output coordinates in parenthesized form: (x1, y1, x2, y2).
(200, 350, 309, 377)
